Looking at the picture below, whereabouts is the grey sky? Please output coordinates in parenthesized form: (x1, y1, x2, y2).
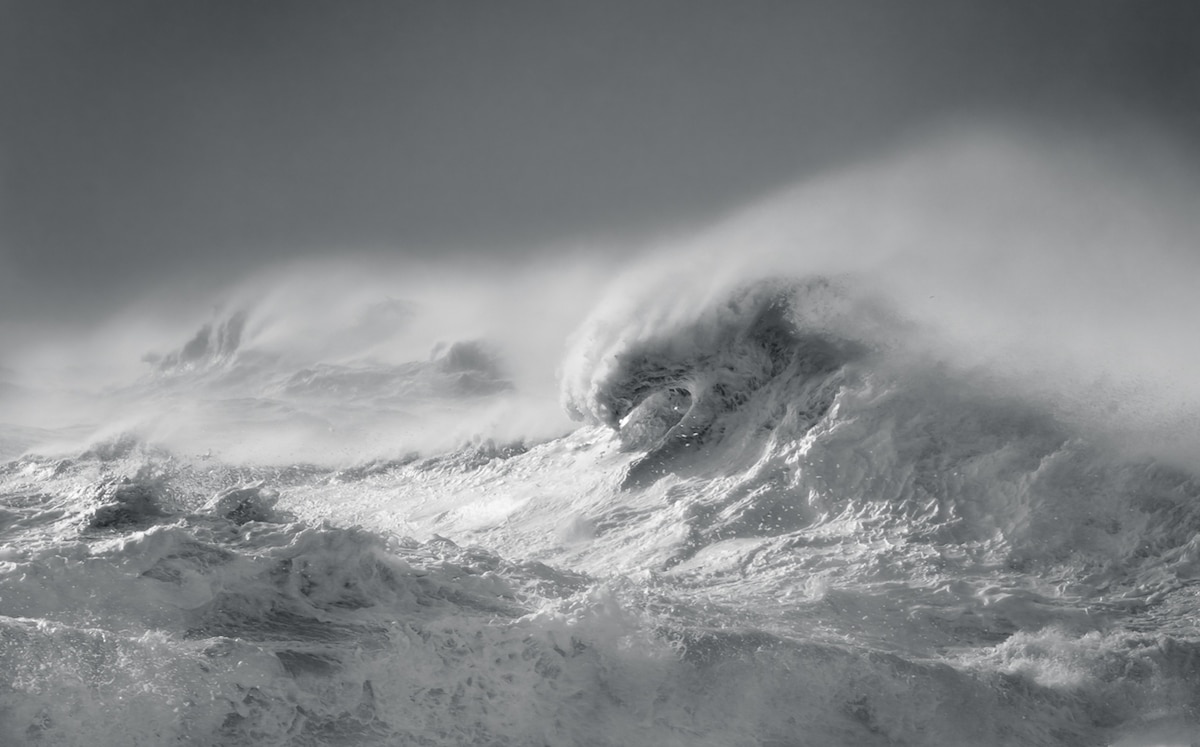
(2, 0, 1198, 323)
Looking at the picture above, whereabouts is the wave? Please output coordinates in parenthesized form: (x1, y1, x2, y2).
(153, 309, 251, 373)
(5, 295, 533, 465)
(559, 274, 1200, 593)
(281, 341, 511, 402)
(563, 276, 878, 488)
(145, 299, 508, 398)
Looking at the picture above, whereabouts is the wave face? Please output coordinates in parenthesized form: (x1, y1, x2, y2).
(5, 131, 1200, 746)
(563, 277, 875, 489)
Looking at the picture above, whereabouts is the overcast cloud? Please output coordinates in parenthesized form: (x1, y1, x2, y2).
(1, 0, 1198, 324)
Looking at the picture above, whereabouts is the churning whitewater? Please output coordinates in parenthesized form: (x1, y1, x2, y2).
(3, 131, 1200, 746)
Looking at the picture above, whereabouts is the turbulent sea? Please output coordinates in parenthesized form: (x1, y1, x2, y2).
(3, 132, 1200, 746)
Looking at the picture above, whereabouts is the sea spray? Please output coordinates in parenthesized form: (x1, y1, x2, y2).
(4, 124, 1200, 745)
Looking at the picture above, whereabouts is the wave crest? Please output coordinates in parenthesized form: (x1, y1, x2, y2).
(562, 277, 875, 486)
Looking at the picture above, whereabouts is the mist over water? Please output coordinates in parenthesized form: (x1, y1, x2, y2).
(5, 122, 1200, 464)
(5, 121, 1200, 746)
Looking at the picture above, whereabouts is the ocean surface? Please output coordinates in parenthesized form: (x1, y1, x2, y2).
(3, 131, 1200, 746)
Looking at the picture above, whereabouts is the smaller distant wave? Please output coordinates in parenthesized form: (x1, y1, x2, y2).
(13, 292, 537, 465)
(282, 341, 512, 403)
(151, 309, 249, 372)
